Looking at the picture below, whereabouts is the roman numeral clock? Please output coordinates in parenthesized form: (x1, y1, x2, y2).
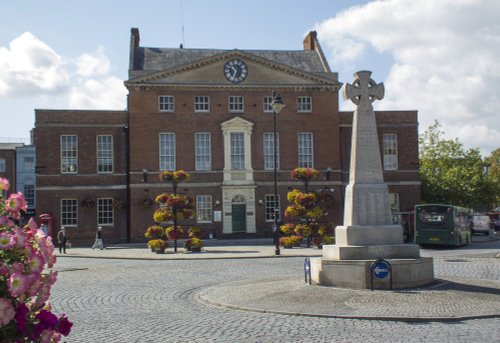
(224, 59, 248, 83)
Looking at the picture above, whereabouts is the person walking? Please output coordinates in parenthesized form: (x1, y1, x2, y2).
(40, 223, 49, 237)
(92, 226, 104, 250)
(57, 227, 67, 254)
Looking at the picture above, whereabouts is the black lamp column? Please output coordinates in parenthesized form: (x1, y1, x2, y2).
(271, 92, 284, 256)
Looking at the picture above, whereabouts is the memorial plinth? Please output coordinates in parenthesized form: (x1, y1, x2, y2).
(310, 71, 433, 289)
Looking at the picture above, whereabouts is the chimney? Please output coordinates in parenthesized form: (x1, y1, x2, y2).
(303, 31, 317, 50)
(129, 28, 140, 71)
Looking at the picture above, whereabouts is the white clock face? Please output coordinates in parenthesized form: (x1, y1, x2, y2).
(224, 59, 248, 83)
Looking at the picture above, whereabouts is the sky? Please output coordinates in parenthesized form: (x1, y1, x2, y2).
(1, 0, 499, 156)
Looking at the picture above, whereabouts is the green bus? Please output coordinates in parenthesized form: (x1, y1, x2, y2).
(414, 204, 472, 246)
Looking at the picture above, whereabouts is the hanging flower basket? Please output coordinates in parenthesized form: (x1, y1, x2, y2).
(140, 196, 154, 208)
(153, 208, 175, 223)
(159, 170, 190, 183)
(81, 197, 96, 209)
(112, 198, 125, 210)
(165, 226, 184, 240)
(291, 167, 319, 181)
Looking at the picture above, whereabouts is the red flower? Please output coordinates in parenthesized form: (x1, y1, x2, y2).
(57, 314, 73, 336)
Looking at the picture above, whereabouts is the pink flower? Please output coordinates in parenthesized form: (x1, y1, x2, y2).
(5, 192, 28, 219)
(28, 252, 45, 274)
(13, 226, 28, 248)
(8, 272, 30, 297)
(0, 215, 15, 226)
(0, 232, 16, 249)
(0, 297, 15, 327)
(40, 329, 62, 343)
(0, 177, 10, 191)
(25, 217, 38, 230)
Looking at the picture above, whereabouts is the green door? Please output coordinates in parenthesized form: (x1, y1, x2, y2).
(232, 204, 247, 233)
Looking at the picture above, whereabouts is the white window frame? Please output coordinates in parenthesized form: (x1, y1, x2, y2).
(195, 133, 211, 171)
(159, 95, 175, 112)
(263, 132, 279, 170)
(159, 133, 176, 171)
(61, 199, 78, 227)
(97, 135, 113, 174)
(23, 157, 35, 171)
(230, 132, 245, 170)
(196, 195, 212, 223)
(265, 194, 281, 222)
(229, 96, 244, 113)
(0, 158, 6, 172)
(298, 132, 314, 168)
(61, 135, 78, 174)
(297, 96, 312, 113)
(97, 198, 114, 226)
(263, 96, 273, 113)
(194, 96, 210, 112)
(383, 134, 398, 170)
(23, 180, 35, 207)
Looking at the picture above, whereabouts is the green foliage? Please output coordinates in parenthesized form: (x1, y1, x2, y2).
(419, 120, 496, 210)
(486, 148, 500, 206)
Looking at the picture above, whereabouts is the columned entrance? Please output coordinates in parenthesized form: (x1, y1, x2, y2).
(221, 187, 256, 234)
(231, 203, 246, 232)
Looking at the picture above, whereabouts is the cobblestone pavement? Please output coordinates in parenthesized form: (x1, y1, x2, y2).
(50, 239, 500, 343)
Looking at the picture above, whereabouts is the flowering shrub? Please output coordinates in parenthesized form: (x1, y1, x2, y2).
(291, 167, 319, 181)
(284, 204, 305, 218)
(279, 236, 302, 248)
(279, 223, 295, 235)
(153, 208, 175, 223)
(159, 170, 189, 183)
(293, 224, 312, 237)
(165, 227, 184, 241)
(0, 177, 72, 342)
(305, 206, 324, 219)
(144, 225, 164, 239)
(147, 239, 167, 250)
(184, 237, 203, 251)
(318, 223, 334, 236)
(187, 227, 203, 239)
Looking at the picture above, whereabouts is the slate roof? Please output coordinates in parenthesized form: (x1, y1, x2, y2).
(129, 47, 330, 80)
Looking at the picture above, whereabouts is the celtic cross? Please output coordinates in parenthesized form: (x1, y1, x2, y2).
(342, 70, 384, 109)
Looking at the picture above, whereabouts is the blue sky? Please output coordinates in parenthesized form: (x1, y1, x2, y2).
(1, 0, 499, 155)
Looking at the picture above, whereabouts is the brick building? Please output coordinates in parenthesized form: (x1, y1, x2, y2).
(33, 28, 420, 245)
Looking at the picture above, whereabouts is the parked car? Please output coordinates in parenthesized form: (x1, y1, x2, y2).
(471, 215, 492, 235)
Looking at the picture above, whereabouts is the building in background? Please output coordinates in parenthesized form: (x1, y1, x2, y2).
(0, 142, 25, 192)
(33, 28, 420, 244)
(16, 143, 36, 219)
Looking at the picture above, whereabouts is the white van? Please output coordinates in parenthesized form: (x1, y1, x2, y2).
(471, 215, 491, 235)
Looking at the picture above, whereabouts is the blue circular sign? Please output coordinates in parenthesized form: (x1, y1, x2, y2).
(372, 260, 391, 279)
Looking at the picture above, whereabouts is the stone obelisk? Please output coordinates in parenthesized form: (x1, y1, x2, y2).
(311, 71, 433, 289)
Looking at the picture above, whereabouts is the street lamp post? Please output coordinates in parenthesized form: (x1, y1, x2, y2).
(271, 92, 285, 256)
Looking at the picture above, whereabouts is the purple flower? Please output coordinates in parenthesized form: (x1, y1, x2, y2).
(36, 309, 58, 329)
(15, 303, 29, 332)
(57, 314, 73, 336)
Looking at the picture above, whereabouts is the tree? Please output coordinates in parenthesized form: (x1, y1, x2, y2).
(419, 121, 495, 210)
(486, 148, 500, 208)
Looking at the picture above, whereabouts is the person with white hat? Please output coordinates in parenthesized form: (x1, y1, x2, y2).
(92, 226, 104, 250)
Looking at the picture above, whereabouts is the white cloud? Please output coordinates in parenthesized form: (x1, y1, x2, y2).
(0, 32, 69, 95)
(315, 0, 500, 155)
(68, 76, 126, 109)
(0, 32, 126, 115)
(76, 47, 111, 77)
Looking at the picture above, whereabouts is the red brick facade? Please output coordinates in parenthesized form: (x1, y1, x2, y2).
(33, 29, 420, 245)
